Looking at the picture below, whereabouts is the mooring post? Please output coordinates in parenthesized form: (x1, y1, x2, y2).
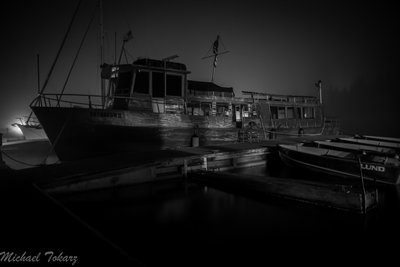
(183, 159, 188, 179)
(202, 157, 208, 171)
(0, 133, 7, 169)
(232, 157, 237, 168)
(357, 154, 367, 214)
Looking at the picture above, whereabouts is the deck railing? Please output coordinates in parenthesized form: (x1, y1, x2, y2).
(30, 93, 186, 114)
(30, 93, 104, 109)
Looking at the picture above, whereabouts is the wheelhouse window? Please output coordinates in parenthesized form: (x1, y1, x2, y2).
(134, 70, 149, 94)
(166, 74, 183, 97)
(116, 71, 133, 95)
(152, 72, 165, 97)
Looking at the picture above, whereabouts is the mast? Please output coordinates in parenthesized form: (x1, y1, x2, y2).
(26, 54, 41, 124)
(37, 54, 40, 95)
(99, 0, 105, 108)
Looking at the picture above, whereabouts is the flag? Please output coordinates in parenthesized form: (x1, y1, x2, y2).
(213, 35, 219, 54)
(213, 55, 218, 68)
(123, 30, 133, 42)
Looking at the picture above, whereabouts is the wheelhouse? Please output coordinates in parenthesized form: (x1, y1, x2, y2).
(101, 58, 189, 113)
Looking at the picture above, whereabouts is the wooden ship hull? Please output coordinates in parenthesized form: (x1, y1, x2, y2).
(31, 106, 239, 161)
(31, 58, 339, 161)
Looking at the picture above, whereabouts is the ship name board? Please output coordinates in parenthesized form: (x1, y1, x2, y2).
(90, 111, 122, 118)
(361, 163, 385, 172)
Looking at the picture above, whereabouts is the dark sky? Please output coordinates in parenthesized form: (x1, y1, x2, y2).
(1, 0, 399, 136)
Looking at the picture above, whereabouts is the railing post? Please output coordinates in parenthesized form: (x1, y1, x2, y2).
(89, 95, 92, 109)
(0, 133, 8, 170)
(183, 159, 188, 180)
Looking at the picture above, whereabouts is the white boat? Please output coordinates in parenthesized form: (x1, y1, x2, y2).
(278, 144, 400, 185)
(314, 140, 397, 156)
(338, 137, 400, 150)
(12, 117, 48, 141)
(359, 135, 400, 144)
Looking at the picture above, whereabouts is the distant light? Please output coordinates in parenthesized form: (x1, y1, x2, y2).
(9, 125, 23, 136)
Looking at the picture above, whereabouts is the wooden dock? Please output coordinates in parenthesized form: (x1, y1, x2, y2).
(38, 142, 270, 193)
(190, 171, 378, 214)
(1, 135, 380, 213)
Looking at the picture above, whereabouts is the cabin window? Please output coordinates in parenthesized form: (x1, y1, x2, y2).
(201, 103, 211, 116)
(286, 107, 295, 119)
(278, 107, 286, 119)
(194, 106, 202, 115)
(242, 105, 250, 118)
(187, 102, 201, 116)
(303, 107, 314, 119)
(270, 106, 278, 119)
(152, 72, 165, 97)
(296, 107, 302, 119)
(216, 103, 229, 117)
(166, 74, 182, 97)
(134, 70, 149, 94)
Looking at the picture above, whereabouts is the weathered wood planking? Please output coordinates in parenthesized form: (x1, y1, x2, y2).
(191, 171, 378, 214)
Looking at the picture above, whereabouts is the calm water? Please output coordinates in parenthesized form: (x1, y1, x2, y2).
(3, 141, 400, 265)
(55, 176, 400, 266)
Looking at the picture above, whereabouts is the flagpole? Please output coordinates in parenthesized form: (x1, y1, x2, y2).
(201, 35, 229, 83)
(211, 56, 216, 82)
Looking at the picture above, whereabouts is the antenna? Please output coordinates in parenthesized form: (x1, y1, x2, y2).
(99, 0, 105, 107)
(315, 80, 322, 104)
(37, 54, 40, 95)
(201, 35, 229, 82)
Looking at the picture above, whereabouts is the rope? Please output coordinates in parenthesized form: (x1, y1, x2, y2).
(39, 0, 82, 95)
(124, 48, 135, 62)
(57, 6, 97, 106)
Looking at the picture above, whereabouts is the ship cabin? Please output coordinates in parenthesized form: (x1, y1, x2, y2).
(101, 58, 189, 113)
(101, 58, 323, 130)
(100, 58, 250, 124)
(241, 91, 324, 130)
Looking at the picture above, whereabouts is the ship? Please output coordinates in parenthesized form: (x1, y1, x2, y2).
(29, 2, 339, 161)
(30, 57, 339, 161)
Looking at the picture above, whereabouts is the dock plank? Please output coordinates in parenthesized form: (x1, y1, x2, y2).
(190, 171, 378, 213)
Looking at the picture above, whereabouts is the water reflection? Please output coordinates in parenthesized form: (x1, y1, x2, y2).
(52, 171, 400, 265)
